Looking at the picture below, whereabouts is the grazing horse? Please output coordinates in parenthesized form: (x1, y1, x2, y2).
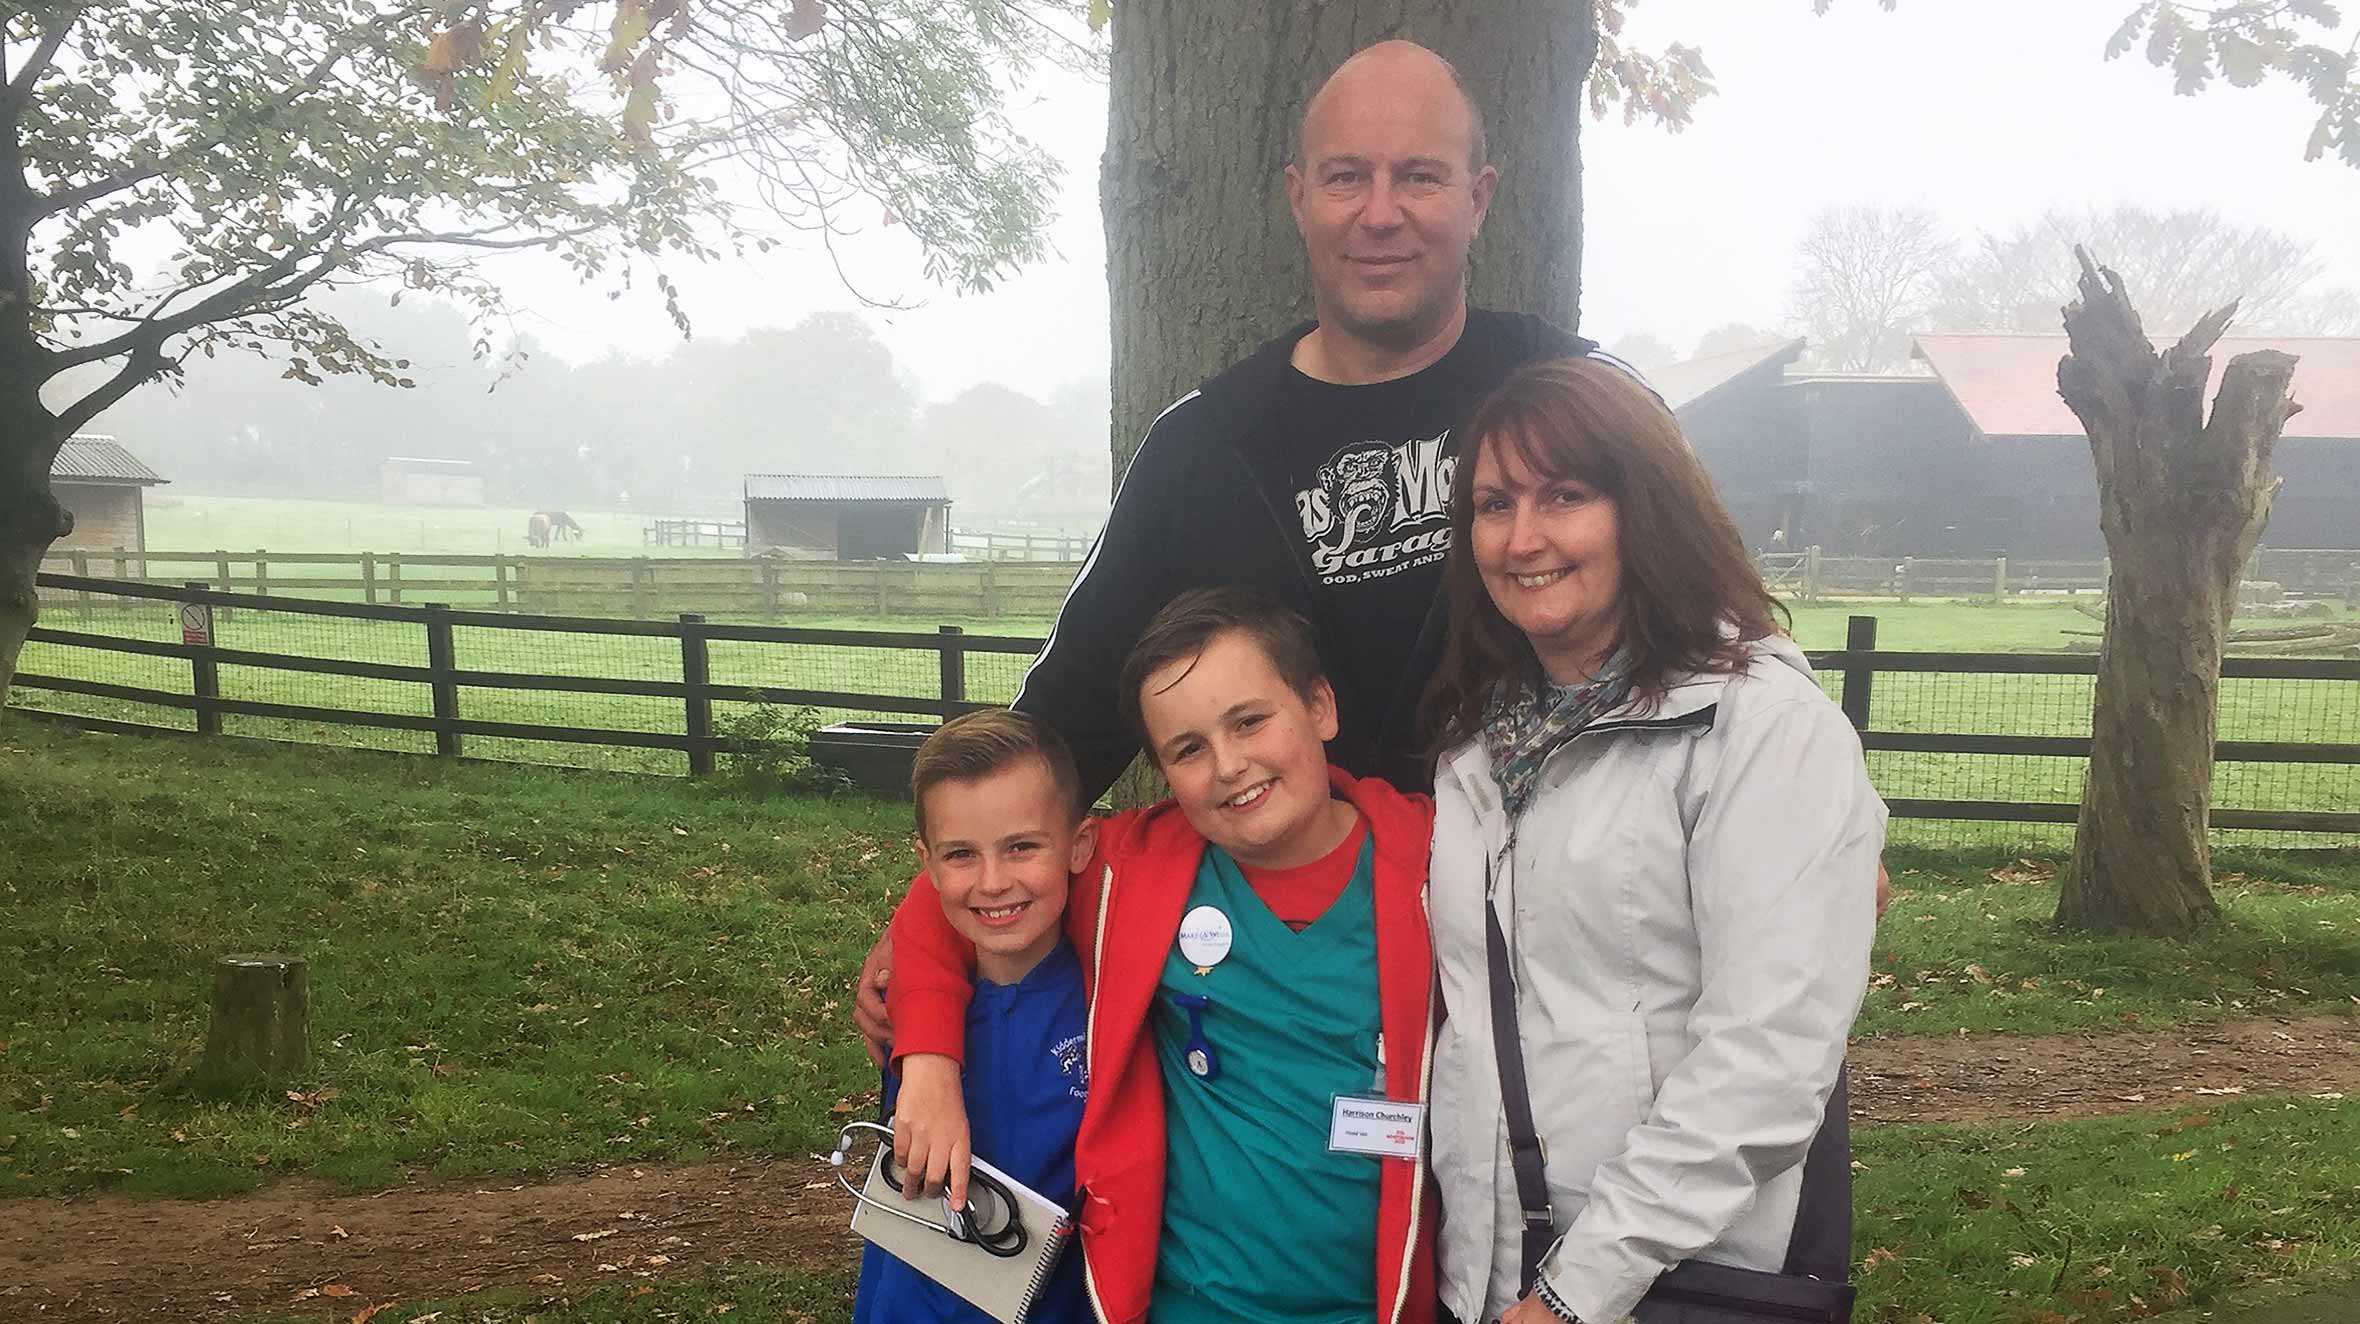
(527, 512, 553, 549)
(547, 510, 585, 542)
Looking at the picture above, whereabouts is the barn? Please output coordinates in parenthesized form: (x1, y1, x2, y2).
(743, 475, 952, 560)
(380, 456, 485, 506)
(50, 434, 167, 552)
(1668, 335, 2360, 557)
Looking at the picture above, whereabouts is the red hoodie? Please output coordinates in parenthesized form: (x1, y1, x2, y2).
(888, 766, 1438, 1324)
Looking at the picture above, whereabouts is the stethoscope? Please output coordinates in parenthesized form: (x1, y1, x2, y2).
(829, 1120, 1031, 1259)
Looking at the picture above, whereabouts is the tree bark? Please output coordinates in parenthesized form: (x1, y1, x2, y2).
(2055, 247, 2298, 935)
(1101, 0, 1594, 476)
(0, 396, 72, 710)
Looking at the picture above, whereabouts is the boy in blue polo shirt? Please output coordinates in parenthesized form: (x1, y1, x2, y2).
(852, 709, 1099, 1324)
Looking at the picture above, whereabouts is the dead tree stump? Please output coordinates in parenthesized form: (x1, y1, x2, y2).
(195, 954, 310, 1094)
(2054, 247, 2301, 934)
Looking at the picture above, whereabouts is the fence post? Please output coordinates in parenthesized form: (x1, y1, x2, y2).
(760, 559, 781, 616)
(254, 549, 270, 597)
(980, 562, 999, 619)
(111, 545, 127, 581)
(186, 582, 221, 736)
(424, 603, 461, 758)
(1838, 614, 1877, 733)
(1804, 545, 1822, 602)
(215, 551, 233, 621)
(1896, 556, 1912, 604)
(494, 555, 512, 611)
(1992, 556, 2008, 603)
(70, 548, 90, 620)
(874, 563, 889, 616)
(679, 612, 714, 776)
(361, 552, 377, 605)
(938, 625, 967, 715)
(632, 557, 654, 620)
(388, 553, 405, 604)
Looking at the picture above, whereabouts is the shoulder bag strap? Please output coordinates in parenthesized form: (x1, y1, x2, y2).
(1482, 855, 1557, 1298)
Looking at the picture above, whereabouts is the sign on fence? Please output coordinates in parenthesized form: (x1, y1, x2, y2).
(179, 601, 213, 646)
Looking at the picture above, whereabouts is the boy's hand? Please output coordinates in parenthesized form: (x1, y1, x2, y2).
(893, 1053, 972, 1209)
(854, 931, 893, 1067)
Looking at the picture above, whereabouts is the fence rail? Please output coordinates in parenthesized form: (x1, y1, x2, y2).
(11, 573, 2358, 841)
(1763, 546, 2360, 604)
(33, 548, 1084, 617)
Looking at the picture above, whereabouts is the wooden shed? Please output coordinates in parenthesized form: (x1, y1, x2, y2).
(51, 434, 166, 552)
(380, 456, 484, 506)
(743, 474, 952, 560)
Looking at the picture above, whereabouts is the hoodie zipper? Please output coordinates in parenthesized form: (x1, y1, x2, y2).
(1081, 860, 1116, 1324)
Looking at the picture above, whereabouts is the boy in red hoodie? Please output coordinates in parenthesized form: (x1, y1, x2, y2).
(888, 587, 1437, 1324)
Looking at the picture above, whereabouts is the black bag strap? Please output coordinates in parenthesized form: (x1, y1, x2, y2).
(1483, 859, 1558, 1298)
(1481, 857, 1856, 1306)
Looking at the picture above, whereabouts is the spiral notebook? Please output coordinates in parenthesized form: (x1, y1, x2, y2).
(849, 1146, 1076, 1324)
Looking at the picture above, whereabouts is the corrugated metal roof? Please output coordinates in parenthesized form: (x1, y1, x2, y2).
(1914, 333, 2360, 441)
(743, 474, 950, 503)
(52, 434, 165, 484)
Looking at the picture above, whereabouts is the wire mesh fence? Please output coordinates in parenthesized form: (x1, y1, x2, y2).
(12, 576, 2357, 849)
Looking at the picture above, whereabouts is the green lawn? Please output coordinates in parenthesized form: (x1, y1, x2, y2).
(140, 493, 736, 559)
(4, 722, 2357, 1324)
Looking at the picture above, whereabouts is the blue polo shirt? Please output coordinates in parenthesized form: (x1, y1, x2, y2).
(854, 938, 1091, 1324)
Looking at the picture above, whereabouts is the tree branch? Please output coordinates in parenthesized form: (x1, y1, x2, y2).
(4, 6, 83, 110)
(52, 335, 167, 437)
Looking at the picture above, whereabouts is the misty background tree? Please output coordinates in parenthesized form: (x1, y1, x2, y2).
(0, 0, 1078, 702)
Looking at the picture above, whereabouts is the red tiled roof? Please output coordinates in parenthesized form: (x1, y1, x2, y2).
(1913, 334, 2360, 441)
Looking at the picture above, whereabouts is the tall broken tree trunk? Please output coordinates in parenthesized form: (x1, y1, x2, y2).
(2055, 247, 2300, 935)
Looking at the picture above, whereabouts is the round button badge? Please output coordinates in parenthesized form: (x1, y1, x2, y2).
(1176, 905, 1234, 969)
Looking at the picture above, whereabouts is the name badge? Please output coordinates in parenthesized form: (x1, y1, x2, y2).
(1327, 1095, 1423, 1160)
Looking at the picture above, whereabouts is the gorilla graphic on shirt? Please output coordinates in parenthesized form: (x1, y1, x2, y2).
(1293, 434, 1456, 585)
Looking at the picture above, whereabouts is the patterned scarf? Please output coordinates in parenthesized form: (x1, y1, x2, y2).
(1478, 653, 1634, 821)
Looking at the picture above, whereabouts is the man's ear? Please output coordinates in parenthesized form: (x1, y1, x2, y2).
(1283, 160, 1310, 232)
(1066, 816, 1100, 875)
(1469, 163, 1498, 234)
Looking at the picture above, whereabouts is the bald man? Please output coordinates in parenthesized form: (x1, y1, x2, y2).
(1016, 40, 1636, 801)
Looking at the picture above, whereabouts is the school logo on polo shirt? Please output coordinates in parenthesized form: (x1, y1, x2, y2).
(1053, 1033, 1087, 1100)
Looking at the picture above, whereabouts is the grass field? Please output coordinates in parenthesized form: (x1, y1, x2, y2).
(4, 723, 2357, 1324)
(140, 494, 739, 558)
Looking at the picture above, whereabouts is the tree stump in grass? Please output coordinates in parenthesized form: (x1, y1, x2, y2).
(195, 954, 309, 1094)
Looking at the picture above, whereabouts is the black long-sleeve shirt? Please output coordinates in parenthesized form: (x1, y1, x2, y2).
(1014, 311, 1615, 800)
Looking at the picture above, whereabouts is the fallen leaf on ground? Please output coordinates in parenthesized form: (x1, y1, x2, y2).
(320, 1283, 356, 1297)
(572, 1227, 618, 1241)
(352, 1304, 396, 1324)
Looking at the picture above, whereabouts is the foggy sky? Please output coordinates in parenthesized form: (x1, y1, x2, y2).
(425, 0, 2360, 404)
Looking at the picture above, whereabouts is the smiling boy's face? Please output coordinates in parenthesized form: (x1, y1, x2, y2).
(1137, 628, 1341, 870)
(916, 756, 1096, 985)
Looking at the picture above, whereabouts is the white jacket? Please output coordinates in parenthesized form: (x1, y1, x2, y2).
(1428, 636, 1883, 1324)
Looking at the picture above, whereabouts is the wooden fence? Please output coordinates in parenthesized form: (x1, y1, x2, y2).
(12, 573, 2358, 836)
(1763, 546, 2360, 604)
(644, 518, 747, 549)
(33, 549, 1083, 617)
(948, 528, 1095, 562)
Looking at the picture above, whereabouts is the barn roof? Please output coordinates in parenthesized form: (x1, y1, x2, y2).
(1913, 333, 2360, 441)
(743, 474, 950, 503)
(1654, 337, 1809, 414)
(52, 434, 165, 485)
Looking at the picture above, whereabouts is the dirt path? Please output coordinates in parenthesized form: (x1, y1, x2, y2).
(4, 1015, 2355, 1323)
(1850, 1013, 2360, 1123)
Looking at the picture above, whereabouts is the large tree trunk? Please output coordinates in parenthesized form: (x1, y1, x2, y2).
(1101, 0, 1595, 475)
(0, 400, 73, 710)
(2055, 248, 2298, 935)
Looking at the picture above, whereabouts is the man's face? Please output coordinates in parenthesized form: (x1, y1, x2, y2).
(1285, 59, 1496, 352)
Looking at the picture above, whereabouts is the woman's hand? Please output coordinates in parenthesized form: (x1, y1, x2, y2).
(892, 1052, 972, 1207)
(1498, 1292, 1570, 1323)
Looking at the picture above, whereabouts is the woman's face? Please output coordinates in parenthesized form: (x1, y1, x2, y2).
(1467, 435, 1624, 685)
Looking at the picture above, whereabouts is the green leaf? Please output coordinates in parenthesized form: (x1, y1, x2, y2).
(2215, 32, 2268, 88)
(1088, 0, 1112, 34)
(2104, 4, 2152, 62)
